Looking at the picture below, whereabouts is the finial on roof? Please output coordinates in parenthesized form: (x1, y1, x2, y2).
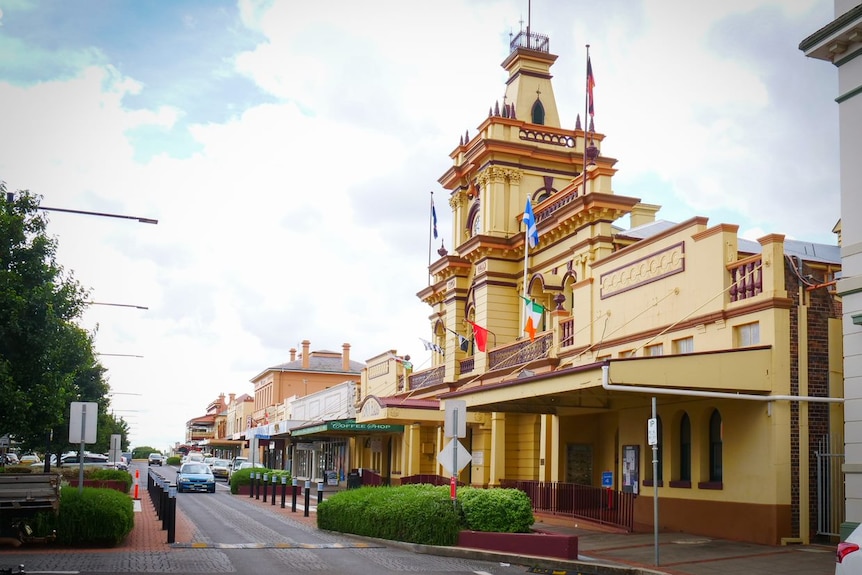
(437, 240, 448, 257)
(494, 101, 500, 116)
(459, 134, 464, 146)
(465, 129, 469, 142)
(509, 104, 516, 120)
(588, 118, 595, 132)
(575, 114, 582, 130)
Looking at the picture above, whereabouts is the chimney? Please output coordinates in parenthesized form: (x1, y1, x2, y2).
(290, 348, 296, 362)
(229, 393, 235, 405)
(302, 340, 310, 369)
(629, 203, 661, 229)
(342, 343, 351, 371)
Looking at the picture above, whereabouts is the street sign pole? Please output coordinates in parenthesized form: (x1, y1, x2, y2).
(651, 396, 659, 566)
(451, 409, 458, 508)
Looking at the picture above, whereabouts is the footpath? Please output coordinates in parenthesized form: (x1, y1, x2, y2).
(2, 481, 839, 575)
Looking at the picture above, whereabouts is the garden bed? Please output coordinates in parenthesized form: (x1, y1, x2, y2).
(457, 529, 578, 560)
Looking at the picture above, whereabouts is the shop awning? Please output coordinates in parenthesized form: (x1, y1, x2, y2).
(290, 419, 404, 438)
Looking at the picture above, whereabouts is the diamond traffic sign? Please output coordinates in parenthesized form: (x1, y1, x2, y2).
(437, 438, 472, 475)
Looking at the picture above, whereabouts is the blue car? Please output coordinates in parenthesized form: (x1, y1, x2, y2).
(176, 462, 215, 493)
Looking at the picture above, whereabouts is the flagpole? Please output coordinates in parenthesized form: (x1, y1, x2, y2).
(428, 191, 434, 285)
(583, 44, 590, 196)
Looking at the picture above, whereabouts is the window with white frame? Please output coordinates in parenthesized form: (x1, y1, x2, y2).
(673, 337, 694, 354)
(735, 322, 760, 347)
(645, 343, 664, 356)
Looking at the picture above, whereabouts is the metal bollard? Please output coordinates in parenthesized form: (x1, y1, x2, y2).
(291, 478, 298, 512)
(255, 472, 261, 500)
(249, 471, 255, 498)
(304, 480, 311, 517)
(271, 475, 277, 506)
(281, 475, 287, 508)
(167, 484, 177, 544)
(160, 480, 169, 529)
(317, 481, 324, 506)
(263, 473, 269, 503)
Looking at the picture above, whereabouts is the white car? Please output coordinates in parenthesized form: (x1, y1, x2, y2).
(837, 523, 862, 574)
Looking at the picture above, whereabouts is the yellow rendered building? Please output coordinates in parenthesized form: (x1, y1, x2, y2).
(350, 28, 844, 546)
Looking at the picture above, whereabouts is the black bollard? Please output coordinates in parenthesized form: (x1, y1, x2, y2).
(304, 480, 311, 517)
(291, 478, 297, 512)
(271, 476, 277, 506)
(255, 472, 261, 500)
(167, 485, 176, 544)
(263, 473, 268, 503)
(317, 481, 324, 506)
(281, 476, 287, 508)
(249, 471, 255, 498)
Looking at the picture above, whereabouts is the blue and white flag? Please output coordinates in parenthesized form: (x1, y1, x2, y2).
(523, 197, 539, 248)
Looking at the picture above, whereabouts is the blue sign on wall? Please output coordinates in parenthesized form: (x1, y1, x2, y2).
(602, 470, 613, 488)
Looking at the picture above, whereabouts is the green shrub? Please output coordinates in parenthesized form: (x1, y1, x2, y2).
(458, 487, 534, 533)
(166, 456, 181, 465)
(89, 468, 133, 492)
(317, 485, 461, 546)
(0, 465, 33, 473)
(57, 486, 134, 546)
(228, 468, 290, 494)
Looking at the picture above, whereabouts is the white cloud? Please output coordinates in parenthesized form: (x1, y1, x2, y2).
(0, 0, 840, 450)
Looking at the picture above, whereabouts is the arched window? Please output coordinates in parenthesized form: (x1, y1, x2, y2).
(531, 99, 545, 125)
(679, 413, 691, 482)
(709, 409, 723, 482)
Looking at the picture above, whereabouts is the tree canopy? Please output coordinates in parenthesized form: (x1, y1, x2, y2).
(0, 183, 126, 457)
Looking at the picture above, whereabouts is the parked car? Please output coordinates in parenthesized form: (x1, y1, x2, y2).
(186, 452, 205, 463)
(108, 456, 129, 471)
(229, 456, 248, 471)
(2, 452, 20, 465)
(203, 456, 215, 467)
(19, 453, 41, 465)
(837, 523, 862, 574)
(60, 453, 110, 467)
(176, 462, 215, 493)
(147, 453, 164, 466)
(211, 459, 231, 481)
(228, 460, 265, 481)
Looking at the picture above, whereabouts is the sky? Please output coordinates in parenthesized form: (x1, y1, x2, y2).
(0, 0, 841, 452)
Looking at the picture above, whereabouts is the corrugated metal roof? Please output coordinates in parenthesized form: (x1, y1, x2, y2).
(617, 220, 840, 265)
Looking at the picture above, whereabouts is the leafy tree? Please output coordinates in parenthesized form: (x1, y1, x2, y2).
(0, 183, 115, 462)
(132, 446, 161, 459)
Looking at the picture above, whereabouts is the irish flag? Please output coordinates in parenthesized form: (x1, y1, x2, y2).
(520, 296, 544, 341)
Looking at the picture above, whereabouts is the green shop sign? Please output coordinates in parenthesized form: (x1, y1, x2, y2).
(292, 419, 404, 437)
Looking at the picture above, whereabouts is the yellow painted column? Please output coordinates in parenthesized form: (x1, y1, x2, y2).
(490, 412, 506, 486)
(405, 424, 422, 477)
(539, 414, 552, 482)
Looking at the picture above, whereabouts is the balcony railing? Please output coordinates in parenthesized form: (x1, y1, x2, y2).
(459, 357, 474, 374)
(728, 255, 763, 302)
(408, 365, 445, 391)
(488, 333, 553, 370)
(510, 30, 550, 54)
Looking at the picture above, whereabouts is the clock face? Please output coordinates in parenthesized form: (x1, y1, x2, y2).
(472, 212, 481, 236)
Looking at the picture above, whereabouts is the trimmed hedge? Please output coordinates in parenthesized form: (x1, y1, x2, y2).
(316, 484, 535, 545)
(457, 486, 534, 533)
(317, 485, 462, 546)
(57, 486, 134, 546)
(166, 456, 181, 465)
(229, 468, 291, 494)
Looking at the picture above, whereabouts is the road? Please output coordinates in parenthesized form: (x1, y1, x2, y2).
(1, 462, 531, 575)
